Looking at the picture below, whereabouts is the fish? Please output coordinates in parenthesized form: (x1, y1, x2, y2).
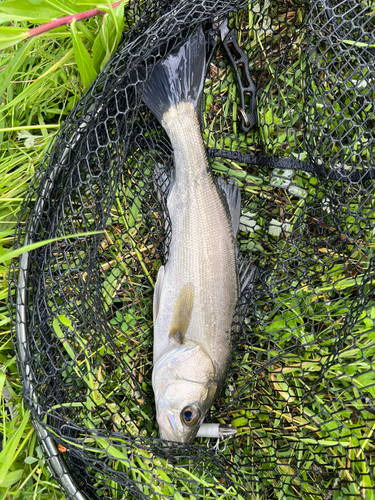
(141, 27, 242, 444)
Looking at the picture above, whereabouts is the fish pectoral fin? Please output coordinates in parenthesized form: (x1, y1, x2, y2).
(168, 283, 194, 344)
(169, 330, 184, 345)
(216, 176, 241, 236)
(153, 265, 165, 323)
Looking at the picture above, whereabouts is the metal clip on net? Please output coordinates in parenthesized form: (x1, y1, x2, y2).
(216, 17, 257, 132)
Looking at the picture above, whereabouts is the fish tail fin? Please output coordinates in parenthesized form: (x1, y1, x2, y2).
(142, 28, 206, 122)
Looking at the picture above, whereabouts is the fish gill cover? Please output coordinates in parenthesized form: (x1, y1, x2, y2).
(9, 0, 375, 499)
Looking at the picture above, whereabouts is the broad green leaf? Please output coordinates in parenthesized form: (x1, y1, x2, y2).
(0, 39, 35, 98)
(0, 12, 32, 23)
(70, 20, 98, 89)
(0, 468, 23, 488)
(58, 314, 73, 329)
(52, 318, 76, 361)
(0, 110, 4, 146)
(0, 0, 62, 22)
(112, 0, 126, 45)
(73, 0, 102, 4)
(44, 0, 77, 15)
(98, 13, 113, 71)
(95, 438, 129, 461)
(76, 19, 95, 44)
(0, 410, 30, 483)
(24, 456, 38, 465)
(341, 39, 375, 48)
(0, 27, 27, 51)
(0, 0, 99, 22)
(97, 1, 125, 71)
(92, 32, 105, 74)
(0, 373, 5, 398)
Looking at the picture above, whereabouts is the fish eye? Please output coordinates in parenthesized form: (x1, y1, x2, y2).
(181, 405, 200, 426)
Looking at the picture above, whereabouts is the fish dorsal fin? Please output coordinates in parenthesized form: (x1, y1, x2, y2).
(217, 176, 241, 236)
(153, 265, 165, 323)
(168, 283, 194, 344)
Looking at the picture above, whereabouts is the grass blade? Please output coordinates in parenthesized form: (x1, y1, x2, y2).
(1, 231, 103, 264)
(0, 411, 29, 484)
(0, 39, 34, 98)
(70, 19, 98, 89)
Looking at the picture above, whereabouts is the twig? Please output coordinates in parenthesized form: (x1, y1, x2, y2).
(26, 1, 123, 40)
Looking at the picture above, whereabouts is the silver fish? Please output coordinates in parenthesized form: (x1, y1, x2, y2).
(142, 28, 241, 443)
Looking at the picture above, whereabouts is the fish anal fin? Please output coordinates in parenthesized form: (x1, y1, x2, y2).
(168, 283, 194, 344)
(238, 260, 258, 293)
(217, 176, 241, 236)
(153, 163, 169, 203)
(153, 265, 165, 323)
(153, 162, 175, 204)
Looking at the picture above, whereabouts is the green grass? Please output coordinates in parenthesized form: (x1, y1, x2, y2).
(0, 3, 132, 498)
(1, 1, 375, 499)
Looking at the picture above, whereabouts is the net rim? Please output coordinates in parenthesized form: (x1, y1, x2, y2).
(14, 121, 91, 500)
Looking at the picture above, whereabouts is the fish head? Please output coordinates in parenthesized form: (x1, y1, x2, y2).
(152, 341, 217, 444)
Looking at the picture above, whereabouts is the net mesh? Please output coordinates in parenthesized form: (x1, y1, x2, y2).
(10, 0, 375, 498)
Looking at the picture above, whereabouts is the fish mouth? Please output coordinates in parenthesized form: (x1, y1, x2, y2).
(158, 413, 179, 442)
(158, 412, 200, 444)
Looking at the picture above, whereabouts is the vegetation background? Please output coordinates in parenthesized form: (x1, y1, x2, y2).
(1, 1, 129, 497)
(1, 1, 375, 499)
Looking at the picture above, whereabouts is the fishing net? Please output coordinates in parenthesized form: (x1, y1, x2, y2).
(9, 0, 375, 498)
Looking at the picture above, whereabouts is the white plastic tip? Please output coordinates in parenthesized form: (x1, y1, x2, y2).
(196, 423, 237, 439)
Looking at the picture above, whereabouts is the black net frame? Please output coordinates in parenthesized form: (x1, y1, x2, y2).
(9, 0, 375, 499)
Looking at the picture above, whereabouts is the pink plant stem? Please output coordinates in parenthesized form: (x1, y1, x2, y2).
(27, 0, 123, 39)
